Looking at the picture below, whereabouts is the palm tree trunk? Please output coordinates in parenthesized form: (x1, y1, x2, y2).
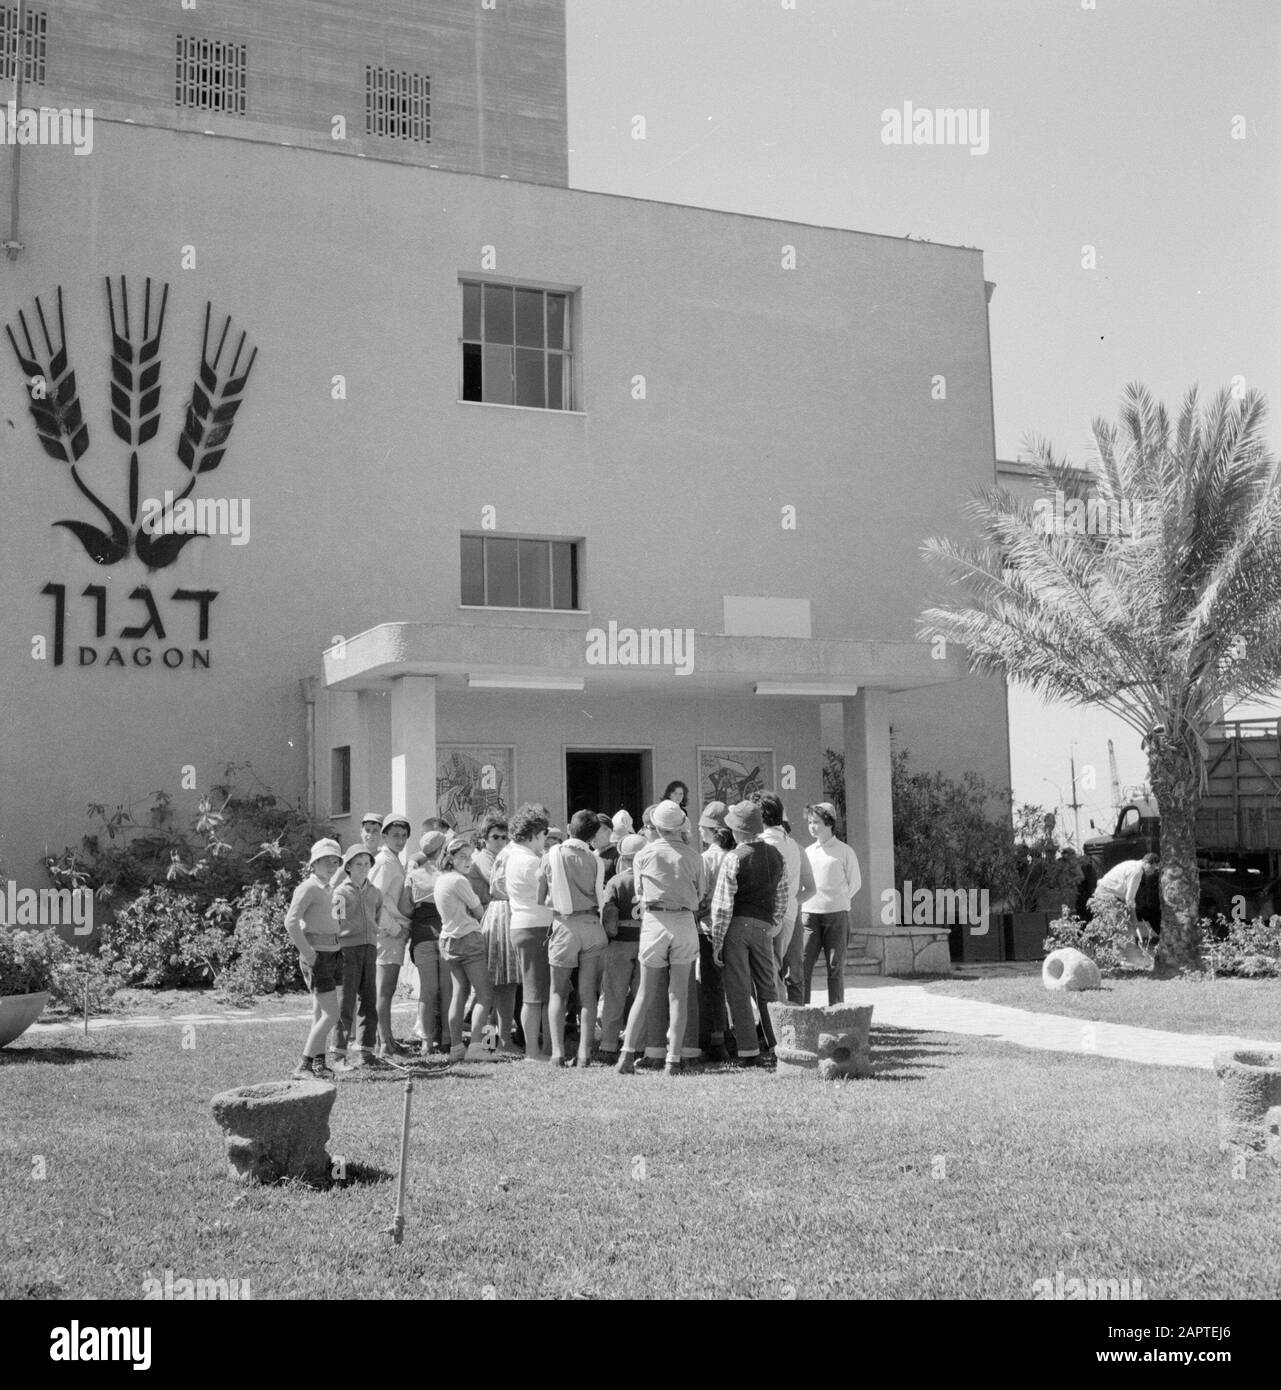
(1147, 737, 1202, 971)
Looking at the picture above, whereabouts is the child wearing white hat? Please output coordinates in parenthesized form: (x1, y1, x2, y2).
(284, 839, 345, 1080)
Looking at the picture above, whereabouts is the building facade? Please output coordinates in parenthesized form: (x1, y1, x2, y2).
(0, 0, 1009, 972)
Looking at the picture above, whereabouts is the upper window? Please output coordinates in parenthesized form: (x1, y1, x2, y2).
(461, 281, 572, 410)
(175, 35, 247, 115)
(366, 65, 430, 142)
(461, 534, 580, 611)
(1, 6, 46, 84)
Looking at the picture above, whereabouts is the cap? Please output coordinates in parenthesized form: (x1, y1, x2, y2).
(698, 800, 728, 831)
(610, 809, 636, 843)
(381, 812, 411, 833)
(419, 830, 449, 857)
(443, 833, 472, 857)
(618, 833, 647, 859)
(341, 843, 375, 869)
(308, 838, 343, 865)
(652, 800, 686, 832)
(724, 801, 764, 836)
(360, 811, 383, 827)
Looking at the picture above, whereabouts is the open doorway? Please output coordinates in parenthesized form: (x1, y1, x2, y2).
(565, 749, 649, 828)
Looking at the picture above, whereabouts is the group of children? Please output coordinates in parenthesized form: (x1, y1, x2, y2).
(284, 780, 863, 1080)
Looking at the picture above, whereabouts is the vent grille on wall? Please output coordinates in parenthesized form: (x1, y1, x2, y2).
(365, 65, 430, 142)
(1, 6, 46, 84)
(175, 35, 247, 115)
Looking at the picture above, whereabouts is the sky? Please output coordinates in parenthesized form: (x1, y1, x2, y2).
(563, 0, 1281, 837)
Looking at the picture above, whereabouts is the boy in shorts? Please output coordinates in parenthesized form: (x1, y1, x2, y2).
(541, 808, 609, 1067)
(617, 800, 706, 1077)
(285, 838, 345, 1080)
(331, 842, 381, 1070)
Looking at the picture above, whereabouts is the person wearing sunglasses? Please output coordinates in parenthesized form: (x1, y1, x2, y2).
(472, 815, 519, 1055)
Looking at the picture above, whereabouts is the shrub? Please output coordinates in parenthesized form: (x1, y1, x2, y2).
(99, 886, 209, 989)
(215, 873, 304, 1003)
(1205, 915, 1281, 978)
(0, 928, 61, 995)
(1044, 911, 1135, 975)
(46, 945, 122, 1012)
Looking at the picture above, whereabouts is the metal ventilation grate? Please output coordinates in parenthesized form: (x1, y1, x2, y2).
(175, 35, 247, 115)
(1, 6, 47, 84)
(365, 65, 430, 142)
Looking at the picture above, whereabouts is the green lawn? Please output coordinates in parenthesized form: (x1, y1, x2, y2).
(923, 973, 1281, 1039)
(2, 1017, 1278, 1300)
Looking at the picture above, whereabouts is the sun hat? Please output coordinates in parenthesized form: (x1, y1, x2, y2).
(724, 801, 764, 837)
(652, 800, 686, 833)
(698, 800, 728, 831)
(611, 809, 635, 843)
(308, 838, 343, 865)
(342, 843, 375, 869)
(419, 830, 449, 857)
(360, 811, 383, 827)
(618, 833, 647, 860)
(381, 812, 411, 833)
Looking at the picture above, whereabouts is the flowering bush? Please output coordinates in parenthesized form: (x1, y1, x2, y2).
(43, 762, 333, 914)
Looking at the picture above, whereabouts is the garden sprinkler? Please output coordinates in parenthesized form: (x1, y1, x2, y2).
(388, 1077, 413, 1245)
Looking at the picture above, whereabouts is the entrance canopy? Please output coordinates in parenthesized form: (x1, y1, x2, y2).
(321, 621, 963, 697)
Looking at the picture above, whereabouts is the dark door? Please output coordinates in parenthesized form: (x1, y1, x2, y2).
(565, 751, 644, 828)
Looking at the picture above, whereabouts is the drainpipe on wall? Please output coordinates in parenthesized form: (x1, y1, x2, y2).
(299, 677, 319, 816)
(4, 0, 26, 261)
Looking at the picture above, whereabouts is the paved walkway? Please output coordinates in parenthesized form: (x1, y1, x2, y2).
(23, 984, 1281, 1073)
(813, 977, 1281, 1071)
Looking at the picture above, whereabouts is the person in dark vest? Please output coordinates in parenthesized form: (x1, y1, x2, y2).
(710, 800, 790, 1067)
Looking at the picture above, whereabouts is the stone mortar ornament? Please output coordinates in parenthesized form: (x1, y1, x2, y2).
(1042, 946, 1102, 992)
(768, 1002, 873, 1079)
(1212, 1049, 1281, 1163)
(210, 1077, 337, 1184)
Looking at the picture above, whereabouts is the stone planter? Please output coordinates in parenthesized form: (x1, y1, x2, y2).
(1213, 1049, 1281, 1161)
(0, 991, 49, 1047)
(768, 1002, 873, 1079)
(210, 1078, 337, 1184)
(1042, 947, 1101, 992)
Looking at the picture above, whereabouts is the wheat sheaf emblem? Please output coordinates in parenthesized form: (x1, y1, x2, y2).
(5, 277, 257, 568)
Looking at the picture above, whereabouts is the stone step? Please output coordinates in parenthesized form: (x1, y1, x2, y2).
(844, 954, 881, 976)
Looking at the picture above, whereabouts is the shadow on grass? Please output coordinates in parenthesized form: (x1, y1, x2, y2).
(871, 1024, 959, 1082)
(0, 1044, 125, 1066)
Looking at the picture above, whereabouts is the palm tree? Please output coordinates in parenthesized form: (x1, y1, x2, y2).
(918, 383, 1281, 969)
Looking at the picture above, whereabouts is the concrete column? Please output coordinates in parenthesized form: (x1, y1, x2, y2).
(842, 689, 951, 976)
(355, 690, 388, 818)
(842, 689, 894, 933)
(388, 676, 437, 820)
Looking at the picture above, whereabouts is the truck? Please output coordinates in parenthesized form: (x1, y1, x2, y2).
(1083, 716, 1281, 931)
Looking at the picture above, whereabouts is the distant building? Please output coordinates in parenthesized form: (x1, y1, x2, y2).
(0, 1, 1010, 972)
